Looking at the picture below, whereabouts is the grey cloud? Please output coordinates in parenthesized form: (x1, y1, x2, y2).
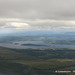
(0, 19, 75, 31)
(0, 0, 75, 31)
(0, 0, 75, 20)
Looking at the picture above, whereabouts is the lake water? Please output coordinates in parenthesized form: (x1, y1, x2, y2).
(0, 41, 75, 49)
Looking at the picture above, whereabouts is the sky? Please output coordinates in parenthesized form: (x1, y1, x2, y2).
(0, 0, 75, 33)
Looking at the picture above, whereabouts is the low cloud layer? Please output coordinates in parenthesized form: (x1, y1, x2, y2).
(0, 0, 75, 31)
(0, 18, 75, 31)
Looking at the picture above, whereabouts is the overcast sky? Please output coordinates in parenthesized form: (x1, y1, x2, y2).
(0, 0, 75, 31)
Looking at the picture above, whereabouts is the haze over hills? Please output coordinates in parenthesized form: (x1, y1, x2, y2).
(0, 29, 75, 75)
(0, 0, 75, 75)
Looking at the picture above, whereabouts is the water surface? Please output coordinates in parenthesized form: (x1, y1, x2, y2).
(0, 41, 75, 49)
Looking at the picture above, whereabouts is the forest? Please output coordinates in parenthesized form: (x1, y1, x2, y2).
(0, 47, 75, 75)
